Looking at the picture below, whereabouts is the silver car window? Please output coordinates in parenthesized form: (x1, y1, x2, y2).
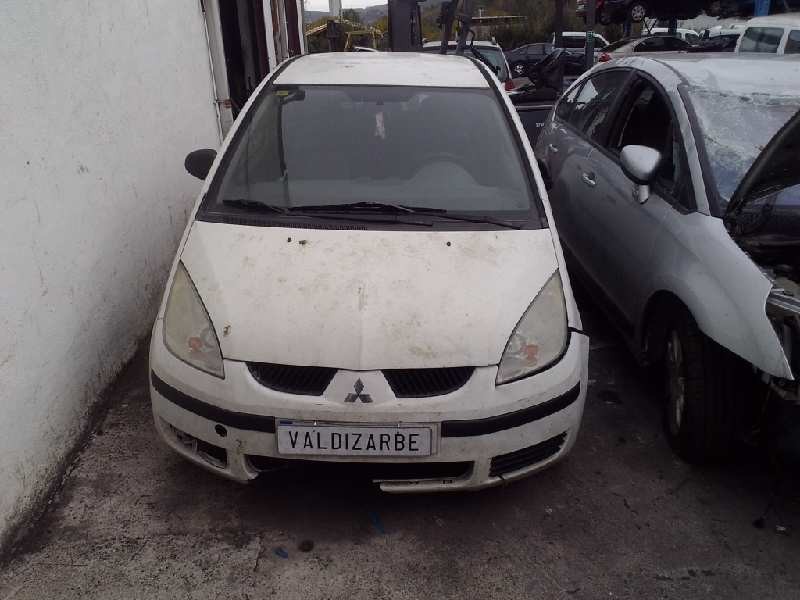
(739, 27, 783, 53)
(786, 30, 800, 54)
(611, 80, 692, 208)
(568, 70, 629, 139)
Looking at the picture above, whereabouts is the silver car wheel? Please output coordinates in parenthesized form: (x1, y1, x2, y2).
(630, 3, 647, 22)
(666, 330, 686, 436)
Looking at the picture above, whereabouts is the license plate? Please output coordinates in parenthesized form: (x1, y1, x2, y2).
(276, 421, 434, 457)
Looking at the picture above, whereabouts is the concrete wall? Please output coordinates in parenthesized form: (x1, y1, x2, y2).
(0, 0, 219, 549)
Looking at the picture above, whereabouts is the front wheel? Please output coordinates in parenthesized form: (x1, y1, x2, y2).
(629, 1, 648, 22)
(662, 307, 743, 462)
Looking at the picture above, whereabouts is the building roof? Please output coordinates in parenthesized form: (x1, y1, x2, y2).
(276, 52, 490, 87)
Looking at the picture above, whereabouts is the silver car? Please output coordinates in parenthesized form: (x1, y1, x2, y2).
(535, 54, 800, 462)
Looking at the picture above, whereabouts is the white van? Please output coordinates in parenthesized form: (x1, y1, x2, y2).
(149, 53, 589, 492)
(736, 14, 800, 54)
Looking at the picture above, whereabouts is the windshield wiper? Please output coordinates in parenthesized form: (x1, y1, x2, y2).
(291, 202, 522, 229)
(222, 198, 288, 214)
(289, 201, 419, 213)
(219, 199, 432, 227)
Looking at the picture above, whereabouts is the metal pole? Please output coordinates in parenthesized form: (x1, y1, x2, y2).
(455, 0, 474, 55)
(553, 0, 564, 49)
(585, 0, 595, 71)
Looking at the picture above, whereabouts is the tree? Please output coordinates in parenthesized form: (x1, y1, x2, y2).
(342, 8, 362, 24)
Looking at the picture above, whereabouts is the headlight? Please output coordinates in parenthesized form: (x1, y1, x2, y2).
(163, 262, 224, 378)
(496, 270, 568, 385)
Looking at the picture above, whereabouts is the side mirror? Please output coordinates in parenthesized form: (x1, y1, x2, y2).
(620, 145, 662, 204)
(184, 149, 217, 180)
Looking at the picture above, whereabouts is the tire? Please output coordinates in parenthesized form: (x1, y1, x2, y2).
(628, 1, 648, 23)
(662, 306, 743, 463)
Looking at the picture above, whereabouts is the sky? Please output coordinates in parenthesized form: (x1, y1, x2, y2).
(305, 0, 377, 11)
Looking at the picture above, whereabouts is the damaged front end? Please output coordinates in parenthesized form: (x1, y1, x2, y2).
(764, 266, 800, 403)
(728, 109, 800, 404)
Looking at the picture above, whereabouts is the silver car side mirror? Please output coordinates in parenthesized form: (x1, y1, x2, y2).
(620, 145, 662, 204)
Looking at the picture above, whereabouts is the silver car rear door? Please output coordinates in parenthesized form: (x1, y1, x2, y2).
(537, 70, 632, 286)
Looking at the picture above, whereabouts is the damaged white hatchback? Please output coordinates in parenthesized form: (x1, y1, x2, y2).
(149, 52, 589, 491)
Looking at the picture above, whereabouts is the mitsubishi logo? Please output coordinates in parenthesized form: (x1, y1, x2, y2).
(345, 379, 372, 403)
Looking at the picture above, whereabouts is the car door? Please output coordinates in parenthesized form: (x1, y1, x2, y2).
(580, 74, 696, 327)
(538, 69, 631, 282)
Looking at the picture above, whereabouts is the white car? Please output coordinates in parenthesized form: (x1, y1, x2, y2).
(736, 14, 800, 55)
(648, 27, 701, 45)
(421, 40, 514, 89)
(149, 52, 589, 492)
(553, 31, 611, 50)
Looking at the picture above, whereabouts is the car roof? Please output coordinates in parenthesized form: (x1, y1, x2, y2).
(422, 40, 500, 48)
(744, 14, 800, 27)
(599, 54, 800, 96)
(276, 52, 490, 88)
(562, 31, 605, 37)
(650, 27, 696, 34)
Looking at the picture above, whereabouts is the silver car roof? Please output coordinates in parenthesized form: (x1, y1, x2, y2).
(595, 54, 800, 96)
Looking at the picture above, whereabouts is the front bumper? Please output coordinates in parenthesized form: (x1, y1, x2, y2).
(149, 320, 589, 492)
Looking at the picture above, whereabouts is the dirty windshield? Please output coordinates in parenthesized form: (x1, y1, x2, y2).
(206, 85, 537, 222)
(686, 86, 800, 203)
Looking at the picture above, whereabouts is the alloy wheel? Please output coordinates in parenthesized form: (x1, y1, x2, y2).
(666, 330, 686, 436)
(630, 3, 647, 22)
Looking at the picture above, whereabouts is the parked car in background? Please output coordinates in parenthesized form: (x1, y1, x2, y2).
(422, 40, 514, 89)
(505, 42, 554, 77)
(689, 32, 741, 52)
(552, 31, 610, 75)
(535, 54, 800, 462)
(648, 27, 701, 45)
(151, 52, 589, 491)
(598, 34, 690, 62)
(555, 31, 611, 49)
(576, 0, 649, 25)
(736, 14, 800, 55)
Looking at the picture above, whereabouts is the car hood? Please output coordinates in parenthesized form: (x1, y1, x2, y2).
(179, 221, 560, 370)
(727, 107, 800, 217)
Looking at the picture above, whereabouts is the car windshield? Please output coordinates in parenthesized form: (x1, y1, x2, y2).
(686, 86, 800, 203)
(205, 85, 538, 220)
(422, 45, 508, 80)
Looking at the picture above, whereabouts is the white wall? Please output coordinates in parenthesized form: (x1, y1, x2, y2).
(0, 0, 219, 548)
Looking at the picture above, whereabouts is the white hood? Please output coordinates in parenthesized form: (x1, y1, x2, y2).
(179, 221, 560, 370)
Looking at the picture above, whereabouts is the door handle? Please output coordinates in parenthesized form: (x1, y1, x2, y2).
(548, 143, 559, 154)
(581, 172, 597, 188)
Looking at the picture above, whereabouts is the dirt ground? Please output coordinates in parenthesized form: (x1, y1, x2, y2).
(1, 302, 798, 599)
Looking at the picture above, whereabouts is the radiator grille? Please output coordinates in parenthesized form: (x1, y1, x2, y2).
(383, 367, 475, 398)
(247, 364, 474, 398)
(489, 432, 567, 478)
(247, 363, 337, 396)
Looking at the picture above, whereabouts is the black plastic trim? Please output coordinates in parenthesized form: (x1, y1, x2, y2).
(441, 382, 581, 438)
(152, 372, 580, 439)
(151, 372, 276, 433)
